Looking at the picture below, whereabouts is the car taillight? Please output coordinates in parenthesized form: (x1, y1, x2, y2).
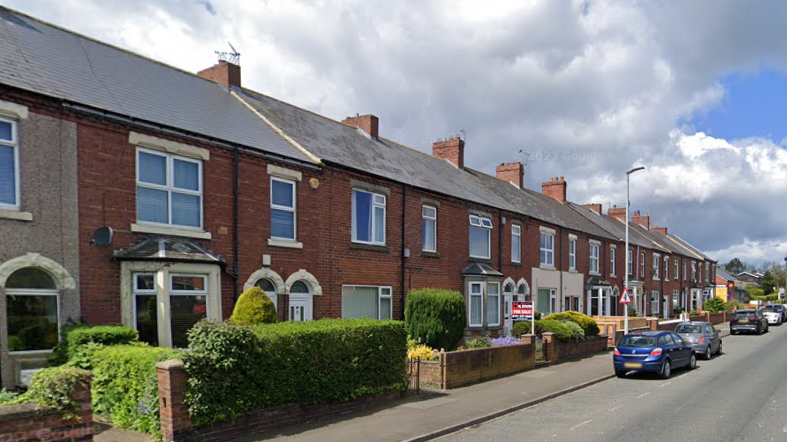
(731, 318, 737, 323)
(698, 337, 705, 344)
(649, 348, 663, 356)
(614, 348, 620, 356)
(751, 318, 759, 323)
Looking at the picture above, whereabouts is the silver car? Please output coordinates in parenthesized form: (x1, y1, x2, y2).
(675, 321, 722, 360)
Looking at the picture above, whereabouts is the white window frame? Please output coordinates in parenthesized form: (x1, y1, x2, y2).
(610, 245, 617, 277)
(132, 273, 158, 343)
(684, 261, 687, 281)
(691, 262, 697, 282)
(341, 285, 392, 320)
(705, 262, 710, 283)
(511, 224, 521, 263)
(0, 117, 19, 210)
(589, 241, 600, 274)
(270, 177, 297, 241)
(540, 230, 555, 267)
(674, 258, 680, 281)
(469, 214, 492, 259)
(487, 282, 501, 326)
(136, 147, 204, 229)
(422, 205, 437, 252)
(628, 249, 634, 276)
(651, 290, 660, 315)
(568, 236, 577, 270)
(351, 189, 386, 245)
(640, 252, 645, 279)
(664, 256, 669, 280)
(469, 281, 483, 327)
(653, 253, 660, 281)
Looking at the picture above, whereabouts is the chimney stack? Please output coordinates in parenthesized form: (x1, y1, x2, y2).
(432, 136, 465, 169)
(496, 162, 524, 189)
(652, 227, 668, 236)
(632, 211, 650, 229)
(342, 114, 379, 140)
(607, 205, 626, 222)
(582, 203, 602, 214)
(198, 60, 241, 89)
(541, 176, 567, 203)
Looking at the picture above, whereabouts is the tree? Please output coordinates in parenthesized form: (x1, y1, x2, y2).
(761, 270, 778, 295)
(724, 258, 747, 275)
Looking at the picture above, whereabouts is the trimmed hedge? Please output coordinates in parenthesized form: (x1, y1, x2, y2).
(91, 345, 181, 438)
(559, 320, 585, 341)
(229, 286, 277, 325)
(23, 366, 91, 420)
(49, 324, 139, 366)
(544, 311, 600, 336)
(184, 319, 407, 427)
(512, 320, 539, 337)
(512, 320, 574, 342)
(405, 288, 466, 351)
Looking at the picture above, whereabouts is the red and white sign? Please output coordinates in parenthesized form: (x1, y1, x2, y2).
(619, 287, 632, 305)
(512, 301, 534, 320)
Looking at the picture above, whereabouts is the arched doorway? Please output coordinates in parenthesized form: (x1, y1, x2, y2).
(288, 281, 312, 322)
(502, 279, 515, 334)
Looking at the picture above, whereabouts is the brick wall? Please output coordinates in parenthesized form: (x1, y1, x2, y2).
(542, 334, 608, 363)
(440, 336, 536, 389)
(0, 380, 93, 442)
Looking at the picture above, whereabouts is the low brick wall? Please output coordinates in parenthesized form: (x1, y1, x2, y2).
(594, 316, 648, 330)
(708, 312, 727, 324)
(610, 326, 650, 346)
(0, 383, 93, 442)
(442, 338, 535, 389)
(542, 335, 608, 363)
(156, 360, 401, 442)
(419, 360, 442, 387)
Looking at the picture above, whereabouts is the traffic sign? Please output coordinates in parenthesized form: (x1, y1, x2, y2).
(619, 287, 632, 305)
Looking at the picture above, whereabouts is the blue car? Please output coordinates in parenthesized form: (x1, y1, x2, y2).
(613, 331, 697, 378)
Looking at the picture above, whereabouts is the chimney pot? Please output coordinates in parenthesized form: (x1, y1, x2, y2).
(542, 176, 567, 203)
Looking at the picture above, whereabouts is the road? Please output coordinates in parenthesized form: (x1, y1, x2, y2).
(438, 324, 787, 442)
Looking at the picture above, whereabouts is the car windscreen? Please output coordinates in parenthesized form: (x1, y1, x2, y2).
(618, 336, 657, 347)
(675, 324, 702, 333)
(733, 312, 757, 319)
(762, 308, 776, 312)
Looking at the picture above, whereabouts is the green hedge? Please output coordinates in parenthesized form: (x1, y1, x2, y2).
(23, 366, 91, 420)
(703, 297, 726, 313)
(512, 319, 574, 342)
(544, 311, 600, 336)
(91, 345, 181, 438)
(512, 320, 539, 337)
(559, 320, 585, 341)
(49, 324, 139, 367)
(405, 288, 466, 351)
(229, 286, 277, 325)
(184, 319, 407, 427)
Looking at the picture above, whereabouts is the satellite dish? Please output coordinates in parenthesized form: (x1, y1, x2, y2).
(90, 226, 114, 247)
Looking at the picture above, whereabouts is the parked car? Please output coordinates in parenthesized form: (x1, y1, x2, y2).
(767, 304, 786, 322)
(762, 306, 782, 325)
(730, 309, 769, 335)
(674, 321, 722, 360)
(613, 331, 697, 379)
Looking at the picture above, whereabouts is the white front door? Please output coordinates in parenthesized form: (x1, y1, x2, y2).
(504, 285, 514, 333)
(289, 295, 312, 321)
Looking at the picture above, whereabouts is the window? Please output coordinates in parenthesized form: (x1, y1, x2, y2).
(691, 262, 697, 282)
(653, 253, 660, 280)
(134, 273, 158, 346)
(254, 278, 278, 310)
(664, 256, 669, 280)
(589, 242, 600, 274)
(705, 263, 710, 283)
(610, 246, 617, 276)
(518, 283, 529, 302)
(341, 286, 392, 320)
(540, 231, 555, 267)
(673, 290, 679, 307)
(6, 268, 58, 352)
(640, 252, 645, 279)
(469, 215, 492, 259)
(566, 295, 580, 312)
(352, 189, 386, 245)
(469, 282, 483, 326)
(136, 148, 203, 228)
(674, 258, 679, 281)
(169, 274, 208, 348)
(422, 205, 437, 252)
(651, 291, 660, 314)
(511, 225, 521, 263)
(628, 249, 633, 276)
(487, 282, 500, 326)
(683, 261, 687, 281)
(568, 237, 577, 270)
(0, 117, 19, 210)
(537, 288, 557, 315)
(271, 178, 296, 240)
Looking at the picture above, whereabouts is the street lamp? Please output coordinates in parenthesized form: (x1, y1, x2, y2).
(624, 166, 645, 335)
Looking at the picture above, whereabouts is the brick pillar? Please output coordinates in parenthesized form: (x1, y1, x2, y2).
(157, 359, 192, 442)
(648, 318, 659, 331)
(524, 334, 536, 365)
(73, 375, 94, 440)
(542, 332, 557, 363)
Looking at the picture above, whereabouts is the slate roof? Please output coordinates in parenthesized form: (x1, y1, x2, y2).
(0, 7, 312, 163)
(665, 233, 716, 262)
(236, 88, 616, 240)
(113, 237, 225, 264)
(566, 203, 661, 250)
(461, 263, 504, 277)
(630, 223, 696, 258)
(716, 268, 736, 282)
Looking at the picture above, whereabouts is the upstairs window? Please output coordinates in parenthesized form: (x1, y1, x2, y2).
(674, 258, 679, 281)
(352, 189, 386, 245)
(628, 249, 633, 276)
(540, 231, 555, 267)
(653, 253, 660, 280)
(705, 262, 710, 283)
(136, 148, 202, 228)
(422, 205, 437, 252)
(511, 225, 521, 263)
(640, 252, 645, 279)
(684, 261, 687, 281)
(610, 246, 617, 276)
(568, 237, 577, 270)
(589, 242, 600, 274)
(692, 262, 697, 282)
(469, 215, 492, 259)
(271, 178, 296, 240)
(664, 256, 669, 280)
(0, 117, 19, 210)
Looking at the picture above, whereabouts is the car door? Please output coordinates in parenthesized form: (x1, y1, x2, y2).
(705, 324, 718, 352)
(669, 332, 690, 366)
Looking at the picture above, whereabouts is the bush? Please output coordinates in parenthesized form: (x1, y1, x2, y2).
(726, 299, 741, 312)
(23, 366, 91, 420)
(229, 286, 277, 325)
(538, 319, 574, 342)
(405, 288, 466, 351)
(559, 320, 585, 341)
(628, 307, 638, 317)
(49, 323, 138, 366)
(408, 344, 437, 360)
(463, 336, 492, 349)
(512, 320, 539, 337)
(184, 319, 407, 427)
(544, 311, 600, 336)
(91, 345, 181, 438)
(703, 297, 726, 313)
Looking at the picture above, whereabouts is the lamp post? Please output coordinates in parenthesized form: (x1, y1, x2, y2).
(624, 166, 645, 335)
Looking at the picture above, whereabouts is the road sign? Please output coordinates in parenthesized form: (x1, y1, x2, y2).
(512, 301, 534, 320)
(619, 287, 632, 305)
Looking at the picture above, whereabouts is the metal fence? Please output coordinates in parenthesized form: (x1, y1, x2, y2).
(407, 358, 420, 394)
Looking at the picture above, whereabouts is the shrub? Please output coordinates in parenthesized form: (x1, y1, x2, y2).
(184, 319, 407, 427)
(22, 366, 91, 420)
(690, 309, 701, 316)
(0, 389, 19, 404)
(703, 297, 727, 313)
(726, 299, 741, 312)
(49, 323, 138, 366)
(544, 311, 600, 336)
(559, 320, 585, 341)
(512, 320, 539, 337)
(408, 344, 437, 360)
(91, 345, 181, 437)
(229, 286, 277, 325)
(538, 319, 574, 342)
(628, 307, 638, 317)
(463, 336, 492, 349)
(405, 288, 466, 351)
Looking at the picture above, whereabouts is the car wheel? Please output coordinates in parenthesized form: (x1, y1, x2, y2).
(615, 370, 626, 378)
(688, 353, 697, 370)
(731, 330, 737, 335)
(717, 340, 723, 355)
(660, 359, 672, 379)
(704, 348, 712, 360)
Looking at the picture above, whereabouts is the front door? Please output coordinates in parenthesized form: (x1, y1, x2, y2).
(289, 295, 312, 321)
(504, 292, 514, 334)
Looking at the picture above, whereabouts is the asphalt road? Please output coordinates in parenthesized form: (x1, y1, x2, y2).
(438, 323, 787, 442)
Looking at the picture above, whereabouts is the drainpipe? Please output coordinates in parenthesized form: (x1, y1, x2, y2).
(232, 146, 239, 302)
(401, 183, 407, 320)
(498, 209, 503, 273)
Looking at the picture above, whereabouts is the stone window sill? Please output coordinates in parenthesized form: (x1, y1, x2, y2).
(131, 223, 212, 240)
(0, 209, 33, 222)
(421, 251, 440, 258)
(268, 238, 304, 249)
(349, 243, 390, 253)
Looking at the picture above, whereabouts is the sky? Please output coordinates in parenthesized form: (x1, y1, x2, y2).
(6, 0, 787, 267)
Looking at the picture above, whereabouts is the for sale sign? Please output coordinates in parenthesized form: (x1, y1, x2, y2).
(512, 301, 534, 320)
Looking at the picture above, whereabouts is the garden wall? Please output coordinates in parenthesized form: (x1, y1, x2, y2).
(542, 334, 608, 363)
(0, 383, 93, 442)
(441, 337, 536, 389)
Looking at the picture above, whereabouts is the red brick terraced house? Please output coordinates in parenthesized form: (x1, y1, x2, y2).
(0, 7, 717, 386)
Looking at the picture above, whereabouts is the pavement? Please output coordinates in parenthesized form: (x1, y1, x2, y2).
(96, 323, 731, 442)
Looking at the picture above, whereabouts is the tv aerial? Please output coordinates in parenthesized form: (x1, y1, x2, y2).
(215, 42, 240, 65)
